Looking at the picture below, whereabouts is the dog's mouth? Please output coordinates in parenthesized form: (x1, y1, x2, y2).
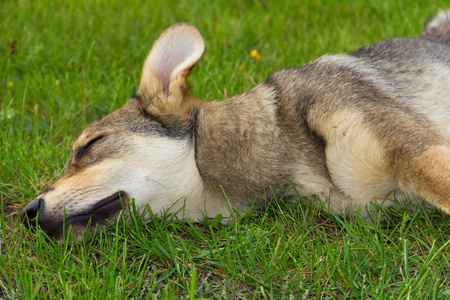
(91, 191, 128, 214)
(64, 190, 128, 225)
(46, 191, 129, 239)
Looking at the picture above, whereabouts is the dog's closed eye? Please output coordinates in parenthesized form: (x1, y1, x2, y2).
(76, 135, 104, 159)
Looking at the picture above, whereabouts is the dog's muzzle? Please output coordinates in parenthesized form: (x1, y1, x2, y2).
(20, 191, 128, 239)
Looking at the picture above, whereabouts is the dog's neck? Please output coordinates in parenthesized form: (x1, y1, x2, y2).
(193, 83, 295, 208)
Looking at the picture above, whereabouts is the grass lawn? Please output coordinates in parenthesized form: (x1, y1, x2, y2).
(1, 0, 450, 298)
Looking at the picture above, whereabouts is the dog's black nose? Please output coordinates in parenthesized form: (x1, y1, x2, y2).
(21, 198, 44, 229)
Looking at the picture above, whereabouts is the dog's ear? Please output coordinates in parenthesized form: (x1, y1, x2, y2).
(138, 23, 205, 100)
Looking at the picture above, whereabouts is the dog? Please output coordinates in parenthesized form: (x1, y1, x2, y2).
(21, 10, 450, 241)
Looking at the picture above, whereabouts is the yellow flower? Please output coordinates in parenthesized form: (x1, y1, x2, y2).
(8, 81, 14, 87)
(250, 49, 261, 61)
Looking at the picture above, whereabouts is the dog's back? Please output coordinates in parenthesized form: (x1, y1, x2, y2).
(264, 11, 450, 214)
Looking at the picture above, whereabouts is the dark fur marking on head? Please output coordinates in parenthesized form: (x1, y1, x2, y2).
(132, 94, 198, 141)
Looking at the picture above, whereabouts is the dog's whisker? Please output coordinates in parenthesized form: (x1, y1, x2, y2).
(146, 179, 169, 192)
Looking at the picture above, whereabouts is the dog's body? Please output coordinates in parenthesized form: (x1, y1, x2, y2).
(22, 11, 450, 240)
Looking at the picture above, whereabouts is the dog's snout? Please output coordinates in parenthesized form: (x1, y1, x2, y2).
(21, 198, 44, 228)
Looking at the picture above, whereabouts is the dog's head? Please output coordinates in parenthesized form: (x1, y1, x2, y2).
(21, 23, 207, 241)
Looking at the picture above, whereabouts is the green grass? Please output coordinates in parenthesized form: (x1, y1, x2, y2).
(1, 0, 450, 298)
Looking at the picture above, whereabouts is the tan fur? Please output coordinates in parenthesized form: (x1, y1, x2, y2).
(308, 109, 398, 211)
(407, 145, 450, 213)
(21, 12, 450, 241)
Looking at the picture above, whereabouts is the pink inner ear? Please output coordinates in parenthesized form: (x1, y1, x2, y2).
(153, 32, 200, 93)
